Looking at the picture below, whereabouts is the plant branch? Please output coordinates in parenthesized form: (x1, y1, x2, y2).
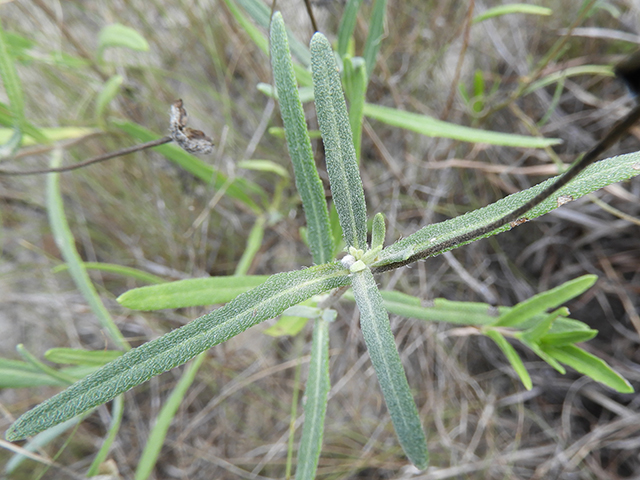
(373, 101, 640, 273)
(0, 136, 173, 176)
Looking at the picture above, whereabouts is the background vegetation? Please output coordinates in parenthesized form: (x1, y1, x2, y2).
(1, 0, 639, 478)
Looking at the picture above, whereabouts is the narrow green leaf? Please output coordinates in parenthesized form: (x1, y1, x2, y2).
(86, 394, 124, 477)
(524, 65, 613, 96)
(351, 268, 428, 469)
(517, 308, 566, 342)
(296, 318, 331, 480)
(95, 74, 123, 125)
(484, 329, 532, 390)
(6, 263, 351, 441)
(0, 358, 68, 388)
(238, 159, 290, 178)
(371, 212, 386, 250)
(17, 344, 77, 385)
(473, 4, 552, 24)
(97, 23, 149, 59)
(47, 149, 129, 350)
(374, 152, 640, 268)
(271, 13, 334, 264)
(117, 275, 270, 310)
(112, 120, 265, 213)
(343, 56, 367, 161)
(52, 261, 167, 285)
(311, 33, 368, 251)
(540, 327, 598, 346)
(337, 0, 363, 57)
(44, 348, 123, 367)
(4, 415, 87, 475)
(543, 345, 633, 393)
(263, 315, 309, 337)
(518, 338, 566, 374)
(363, 103, 561, 148)
(234, 215, 266, 276)
(363, 0, 387, 80)
(492, 275, 597, 327)
(135, 353, 206, 480)
(0, 126, 95, 146)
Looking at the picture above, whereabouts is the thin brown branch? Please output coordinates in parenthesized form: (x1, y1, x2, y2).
(0, 136, 173, 176)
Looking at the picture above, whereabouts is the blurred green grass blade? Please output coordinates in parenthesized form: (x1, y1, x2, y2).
(363, 103, 561, 148)
(135, 353, 206, 480)
(235, 0, 310, 67)
(311, 33, 368, 251)
(337, 0, 363, 57)
(375, 291, 497, 325)
(0, 358, 69, 388)
(6, 262, 350, 441)
(295, 318, 330, 480)
(53, 261, 167, 285)
(47, 149, 129, 350)
(351, 268, 429, 469)
(95, 74, 123, 126)
(112, 120, 265, 213)
(492, 275, 597, 327)
(117, 275, 270, 310)
(0, 19, 25, 133)
(271, 13, 334, 264)
(374, 151, 640, 268)
(97, 23, 149, 60)
(17, 344, 76, 385)
(363, 0, 386, 80)
(222, 0, 311, 86)
(0, 102, 48, 144)
(543, 345, 633, 393)
(86, 394, 124, 477)
(473, 4, 552, 24)
(4, 415, 87, 475)
(524, 65, 613, 96)
(238, 159, 290, 177)
(234, 215, 266, 275)
(343, 56, 367, 162)
(44, 348, 124, 367)
(0, 126, 94, 146)
(484, 329, 532, 390)
(0, 358, 100, 388)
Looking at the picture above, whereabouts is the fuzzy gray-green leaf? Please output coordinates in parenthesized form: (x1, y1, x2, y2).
(296, 318, 330, 480)
(351, 268, 429, 469)
(311, 33, 368, 251)
(271, 13, 334, 264)
(6, 263, 350, 441)
(374, 152, 640, 269)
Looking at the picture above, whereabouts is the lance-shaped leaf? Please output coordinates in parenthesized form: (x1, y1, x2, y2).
(363, 0, 387, 81)
(351, 268, 429, 469)
(373, 151, 640, 269)
(311, 33, 368, 251)
(492, 275, 597, 327)
(6, 263, 350, 441)
(296, 318, 331, 480)
(271, 13, 334, 264)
